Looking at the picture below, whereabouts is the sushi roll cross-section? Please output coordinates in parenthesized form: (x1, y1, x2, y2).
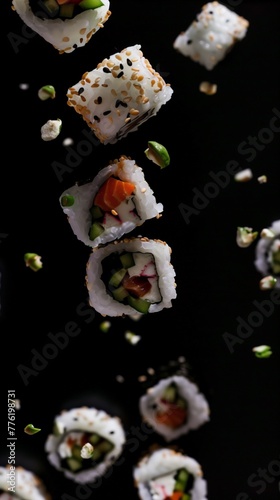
(12, 0, 111, 54)
(86, 237, 177, 317)
(67, 44, 173, 144)
(173, 1, 249, 70)
(59, 156, 163, 248)
(45, 406, 126, 484)
(0, 466, 51, 500)
(133, 448, 208, 500)
(255, 219, 280, 288)
(139, 375, 210, 442)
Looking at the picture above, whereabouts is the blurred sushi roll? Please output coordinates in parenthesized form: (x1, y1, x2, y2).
(0, 465, 51, 499)
(139, 375, 210, 442)
(45, 406, 126, 484)
(86, 237, 177, 317)
(133, 447, 208, 500)
(59, 156, 163, 248)
(67, 44, 173, 144)
(173, 1, 249, 70)
(12, 0, 111, 54)
(255, 219, 280, 288)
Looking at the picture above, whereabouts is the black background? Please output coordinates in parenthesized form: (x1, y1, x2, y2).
(1, 1, 280, 499)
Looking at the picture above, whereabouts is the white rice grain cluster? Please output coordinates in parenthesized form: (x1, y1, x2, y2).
(255, 219, 280, 288)
(133, 448, 208, 500)
(67, 44, 173, 144)
(45, 406, 126, 484)
(86, 237, 177, 317)
(139, 375, 210, 442)
(173, 1, 249, 70)
(59, 156, 163, 248)
(12, 0, 111, 54)
(0, 466, 51, 500)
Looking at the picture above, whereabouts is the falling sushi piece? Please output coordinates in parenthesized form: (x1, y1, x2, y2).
(139, 374, 210, 442)
(254, 219, 280, 288)
(45, 406, 126, 484)
(86, 237, 177, 317)
(0, 465, 51, 499)
(133, 447, 208, 500)
(173, 1, 249, 70)
(12, 0, 111, 54)
(59, 156, 163, 248)
(67, 44, 173, 144)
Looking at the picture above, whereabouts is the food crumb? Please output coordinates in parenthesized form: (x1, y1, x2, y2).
(234, 168, 253, 182)
(99, 320, 111, 332)
(63, 137, 74, 147)
(41, 118, 62, 141)
(257, 175, 267, 184)
(125, 330, 141, 345)
(19, 83, 29, 90)
(116, 375, 125, 383)
(81, 442, 94, 459)
(252, 345, 272, 358)
(236, 227, 258, 248)
(199, 81, 217, 95)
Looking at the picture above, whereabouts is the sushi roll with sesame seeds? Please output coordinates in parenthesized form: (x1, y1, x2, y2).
(44, 406, 126, 484)
(11, 0, 111, 54)
(66, 44, 173, 144)
(59, 156, 163, 248)
(139, 374, 210, 442)
(0, 465, 51, 499)
(173, 1, 249, 70)
(255, 219, 280, 288)
(86, 237, 177, 317)
(133, 447, 208, 500)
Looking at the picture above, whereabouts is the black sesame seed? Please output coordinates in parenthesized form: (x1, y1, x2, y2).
(103, 67, 111, 73)
(73, 44, 78, 49)
(103, 110, 111, 116)
(117, 71, 124, 78)
(78, 87, 84, 95)
(109, 430, 115, 434)
(96, 96, 102, 104)
(126, 58, 132, 66)
(73, 417, 78, 421)
(94, 115, 100, 122)
(120, 64, 124, 70)
(187, 39, 192, 45)
(209, 10, 213, 14)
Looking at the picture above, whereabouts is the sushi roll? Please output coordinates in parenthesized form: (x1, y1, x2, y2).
(59, 156, 163, 248)
(254, 219, 280, 288)
(67, 44, 173, 144)
(44, 406, 126, 484)
(0, 465, 51, 499)
(173, 1, 249, 70)
(11, 0, 111, 54)
(133, 447, 208, 500)
(139, 375, 210, 442)
(86, 237, 177, 317)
